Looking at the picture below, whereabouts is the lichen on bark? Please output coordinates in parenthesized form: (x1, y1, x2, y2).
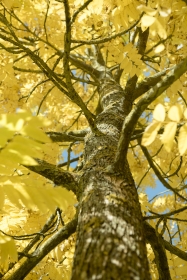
(71, 78, 151, 280)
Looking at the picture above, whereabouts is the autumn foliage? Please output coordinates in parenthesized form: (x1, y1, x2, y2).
(0, 0, 187, 279)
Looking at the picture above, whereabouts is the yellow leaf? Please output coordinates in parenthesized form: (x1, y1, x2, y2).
(0, 127, 14, 147)
(178, 124, 187, 155)
(0, 112, 31, 131)
(2, 180, 76, 213)
(161, 122, 177, 152)
(21, 134, 43, 150)
(137, 5, 157, 16)
(123, 43, 133, 53)
(126, 4, 139, 20)
(0, 149, 38, 165)
(88, 0, 103, 14)
(2, 184, 23, 208)
(183, 108, 187, 119)
(158, 6, 171, 17)
(152, 19, 167, 39)
(51, 187, 76, 211)
(168, 105, 183, 122)
(141, 14, 156, 30)
(112, 7, 120, 17)
(0, 232, 17, 271)
(153, 104, 165, 122)
(153, 196, 166, 208)
(0, 187, 5, 208)
(121, 56, 130, 69)
(25, 115, 51, 128)
(22, 126, 51, 143)
(6, 136, 43, 157)
(74, 0, 84, 5)
(14, 118, 25, 130)
(154, 44, 165, 53)
(175, 262, 187, 276)
(139, 193, 149, 212)
(129, 65, 137, 78)
(2, 0, 14, 9)
(142, 121, 162, 146)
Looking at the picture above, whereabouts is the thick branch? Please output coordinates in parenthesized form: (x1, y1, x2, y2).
(163, 238, 187, 261)
(3, 216, 77, 280)
(113, 56, 187, 171)
(144, 222, 171, 280)
(67, 128, 90, 137)
(133, 68, 170, 100)
(94, 45, 106, 67)
(69, 54, 101, 81)
(25, 159, 79, 195)
(47, 131, 85, 142)
(47, 127, 151, 143)
(144, 221, 187, 267)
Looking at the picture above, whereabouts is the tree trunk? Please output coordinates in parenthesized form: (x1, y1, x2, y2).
(71, 78, 150, 279)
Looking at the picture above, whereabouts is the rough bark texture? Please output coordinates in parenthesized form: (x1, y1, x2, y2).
(71, 78, 151, 279)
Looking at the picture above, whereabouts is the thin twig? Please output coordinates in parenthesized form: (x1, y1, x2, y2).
(44, 0, 50, 41)
(36, 85, 55, 115)
(72, 0, 92, 23)
(71, 16, 142, 45)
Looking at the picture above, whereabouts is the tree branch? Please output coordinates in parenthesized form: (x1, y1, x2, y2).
(139, 144, 187, 201)
(72, 0, 92, 23)
(69, 54, 101, 81)
(133, 68, 170, 100)
(123, 28, 149, 116)
(3, 216, 77, 280)
(144, 221, 187, 265)
(113, 56, 187, 171)
(46, 128, 89, 142)
(47, 131, 85, 142)
(63, 0, 97, 132)
(144, 221, 172, 280)
(18, 209, 60, 260)
(24, 159, 79, 195)
(58, 156, 81, 168)
(71, 16, 142, 45)
(163, 238, 187, 261)
(0, 13, 96, 133)
(147, 206, 187, 220)
(13, 66, 43, 73)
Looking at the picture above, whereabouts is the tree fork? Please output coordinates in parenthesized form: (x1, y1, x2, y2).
(71, 78, 151, 279)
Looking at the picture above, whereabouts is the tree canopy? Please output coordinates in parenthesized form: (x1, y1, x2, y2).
(0, 0, 187, 279)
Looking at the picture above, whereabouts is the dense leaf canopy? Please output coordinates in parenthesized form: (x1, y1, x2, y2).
(0, 0, 187, 279)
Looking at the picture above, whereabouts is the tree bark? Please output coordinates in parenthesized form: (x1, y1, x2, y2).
(71, 78, 151, 279)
